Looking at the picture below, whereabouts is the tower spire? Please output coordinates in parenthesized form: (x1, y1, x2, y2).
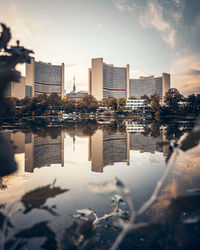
(73, 76, 76, 93)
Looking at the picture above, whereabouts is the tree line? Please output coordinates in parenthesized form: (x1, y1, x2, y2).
(0, 88, 199, 120)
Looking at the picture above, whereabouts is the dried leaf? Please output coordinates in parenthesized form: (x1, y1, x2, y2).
(15, 221, 58, 250)
(21, 183, 69, 214)
(76, 209, 94, 217)
(78, 220, 95, 239)
(115, 178, 125, 189)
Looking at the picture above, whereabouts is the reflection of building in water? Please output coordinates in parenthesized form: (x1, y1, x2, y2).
(10, 131, 64, 172)
(89, 130, 129, 172)
(89, 128, 170, 172)
(129, 133, 162, 154)
(128, 132, 169, 156)
(126, 121, 146, 133)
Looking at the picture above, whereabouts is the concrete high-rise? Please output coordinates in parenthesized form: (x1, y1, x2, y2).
(88, 58, 129, 100)
(129, 73, 170, 99)
(88, 58, 170, 100)
(5, 57, 65, 99)
(26, 57, 65, 98)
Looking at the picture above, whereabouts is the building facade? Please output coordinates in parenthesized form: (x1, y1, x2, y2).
(88, 58, 170, 100)
(88, 58, 129, 101)
(5, 58, 65, 99)
(5, 77, 26, 99)
(26, 57, 65, 98)
(129, 73, 170, 99)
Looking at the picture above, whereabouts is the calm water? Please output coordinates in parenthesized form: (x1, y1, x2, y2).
(1, 119, 200, 249)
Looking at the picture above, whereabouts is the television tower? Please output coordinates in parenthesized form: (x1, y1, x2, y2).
(73, 76, 76, 93)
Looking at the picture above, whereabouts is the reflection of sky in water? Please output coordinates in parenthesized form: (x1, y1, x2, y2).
(1, 127, 200, 248)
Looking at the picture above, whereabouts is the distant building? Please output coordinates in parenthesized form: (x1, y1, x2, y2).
(126, 99, 146, 110)
(66, 91, 88, 101)
(26, 57, 65, 98)
(129, 73, 170, 99)
(88, 58, 129, 100)
(66, 76, 88, 100)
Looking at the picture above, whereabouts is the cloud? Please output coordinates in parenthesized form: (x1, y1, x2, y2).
(112, 0, 135, 12)
(139, 1, 176, 47)
(171, 53, 200, 95)
(187, 68, 200, 76)
(0, 2, 42, 48)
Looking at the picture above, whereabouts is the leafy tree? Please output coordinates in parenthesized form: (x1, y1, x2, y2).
(164, 88, 183, 113)
(48, 93, 61, 109)
(62, 99, 76, 113)
(77, 95, 98, 113)
(107, 97, 118, 111)
(0, 97, 16, 119)
(140, 94, 150, 104)
(117, 98, 126, 111)
(129, 96, 137, 100)
(150, 93, 161, 119)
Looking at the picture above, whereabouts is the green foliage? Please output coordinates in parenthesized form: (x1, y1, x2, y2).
(62, 99, 76, 113)
(0, 97, 16, 119)
(117, 97, 126, 111)
(77, 95, 99, 113)
(150, 93, 161, 118)
(164, 88, 183, 112)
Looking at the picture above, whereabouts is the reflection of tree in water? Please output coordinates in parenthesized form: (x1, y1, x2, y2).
(150, 121, 161, 138)
(63, 120, 99, 136)
(103, 121, 126, 135)
(34, 127, 62, 139)
(166, 122, 184, 141)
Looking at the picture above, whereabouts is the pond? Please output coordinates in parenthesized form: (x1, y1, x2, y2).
(1, 119, 200, 249)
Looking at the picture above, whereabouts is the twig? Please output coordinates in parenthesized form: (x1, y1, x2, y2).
(110, 148, 179, 250)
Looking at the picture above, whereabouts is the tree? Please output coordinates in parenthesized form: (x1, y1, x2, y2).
(129, 96, 137, 100)
(164, 88, 183, 113)
(117, 97, 126, 111)
(107, 97, 118, 111)
(77, 95, 98, 113)
(48, 93, 61, 109)
(140, 94, 150, 104)
(62, 99, 76, 113)
(150, 93, 161, 119)
(0, 97, 16, 119)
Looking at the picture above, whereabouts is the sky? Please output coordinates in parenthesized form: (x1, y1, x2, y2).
(1, 0, 200, 95)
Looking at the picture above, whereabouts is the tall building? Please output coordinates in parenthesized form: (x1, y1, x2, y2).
(129, 73, 170, 99)
(88, 58, 129, 100)
(5, 57, 65, 99)
(5, 77, 26, 99)
(88, 58, 170, 100)
(26, 57, 65, 98)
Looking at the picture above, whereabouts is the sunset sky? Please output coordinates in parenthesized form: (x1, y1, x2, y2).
(1, 0, 200, 95)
